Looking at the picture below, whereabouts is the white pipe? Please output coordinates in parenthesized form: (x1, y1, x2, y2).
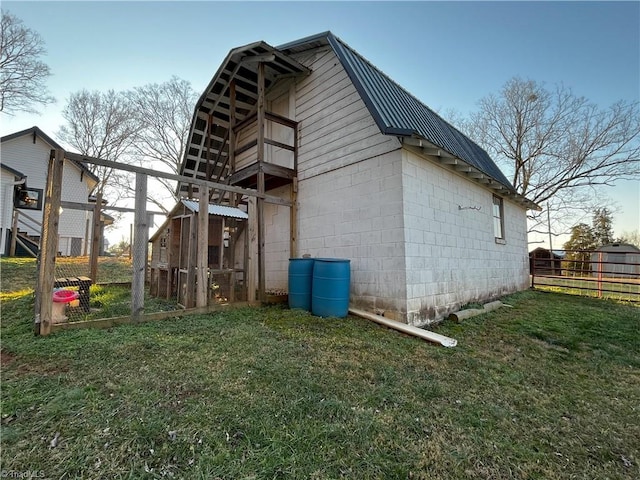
(349, 307, 457, 348)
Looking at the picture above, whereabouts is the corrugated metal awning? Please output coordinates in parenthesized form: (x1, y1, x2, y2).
(181, 199, 248, 219)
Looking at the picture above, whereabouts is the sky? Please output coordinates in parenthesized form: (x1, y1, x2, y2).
(1, 0, 639, 246)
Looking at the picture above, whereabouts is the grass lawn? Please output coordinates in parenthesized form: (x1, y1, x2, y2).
(0, 257, 178, 323)
(1, 277, 639, 478)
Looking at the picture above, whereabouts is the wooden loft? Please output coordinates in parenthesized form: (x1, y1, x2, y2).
(226, 110, 298, 192)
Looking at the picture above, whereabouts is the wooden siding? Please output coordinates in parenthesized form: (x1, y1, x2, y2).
(1, 134, 96, 254)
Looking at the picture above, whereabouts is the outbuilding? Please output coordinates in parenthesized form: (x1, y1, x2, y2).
(149, 199, 248, 307)
(591, 243, 640, 279)
(176, 31, 539, 325)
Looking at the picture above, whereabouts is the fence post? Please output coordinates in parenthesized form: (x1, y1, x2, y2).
(132, 173, 148, 322)
(597, 251, 603, 298)
(37, 149, 64, 336)
(196, 186, 209, 307)
(90, 191, 102, 282)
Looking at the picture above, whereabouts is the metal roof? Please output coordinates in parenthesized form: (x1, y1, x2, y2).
(279, 32, 515, 192)
(178, 32, 537, 209)
(181, 200, 248, 219)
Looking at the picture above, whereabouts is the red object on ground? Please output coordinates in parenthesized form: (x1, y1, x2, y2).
(52, 289, 79, 303)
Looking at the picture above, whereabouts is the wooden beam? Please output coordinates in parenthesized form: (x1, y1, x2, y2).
(51, 303, 249, 332)
(89, 191, 102, 283)
(290, 180, 298, 258)
(229, 80, 237, 176)
(59, 200, 165, 216)
(9, 209, 19, 257)
(132, 174, 148, 322)
(66, 151, 287, 205)
(241, 53, 276, 63)
(185, 213, 197, 308)
(265, 111, 298, 129)
(83, 218, 90, 256)
(196, 187, 209, 307)
(37, 148, 64, 336)
(264, 138, 295, 152)
(247, 197, 257, 302)
(257, 61, 266, 304)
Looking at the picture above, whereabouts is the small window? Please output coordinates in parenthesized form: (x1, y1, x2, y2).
(492, 195, 505, 241)
(15, 187, 43, 211)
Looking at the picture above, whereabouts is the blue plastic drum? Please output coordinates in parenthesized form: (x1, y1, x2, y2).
(288, 258, 315, 311)
(311, 258, 351, 317)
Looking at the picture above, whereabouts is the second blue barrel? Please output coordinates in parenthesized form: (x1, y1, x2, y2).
(311, 258, 351, 317)
(288, 258, 315, 311)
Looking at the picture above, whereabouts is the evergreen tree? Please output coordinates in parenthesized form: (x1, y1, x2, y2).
(591, 208, 615, 247)
(563, 223, 596, 276)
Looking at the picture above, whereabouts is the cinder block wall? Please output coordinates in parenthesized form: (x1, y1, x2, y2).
(296, 150, 409, 318)
(401, 150, 529, 325)
(265, 185, 292, 291)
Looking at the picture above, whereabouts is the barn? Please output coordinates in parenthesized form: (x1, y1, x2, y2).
(176, 31, 539, 325)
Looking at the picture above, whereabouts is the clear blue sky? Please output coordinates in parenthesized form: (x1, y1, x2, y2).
(2, 1, 639, 242)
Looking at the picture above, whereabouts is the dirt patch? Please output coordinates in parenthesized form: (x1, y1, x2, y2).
(1, 349, 69, 376)
(1, 349, 16, 365)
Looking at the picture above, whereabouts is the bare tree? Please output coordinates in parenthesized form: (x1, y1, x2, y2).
(126, 76, 197, 213)
(58, 89, 139, 201)
(0, 10, 55, 114)
(466, 77, 640, 235)
(620, 230, 640, 249)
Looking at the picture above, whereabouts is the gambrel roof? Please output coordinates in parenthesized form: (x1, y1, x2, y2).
(179, 32, 538, 209)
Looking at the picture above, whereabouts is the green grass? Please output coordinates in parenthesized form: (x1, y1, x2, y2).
(1, 288, 638, 479)
(0, 257, 177, 322)
(0, 257, 134, 293)
(533, 275, 640, 302)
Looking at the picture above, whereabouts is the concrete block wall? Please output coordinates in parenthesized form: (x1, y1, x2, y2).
(265, 185, 293, 291)
(296, 150, 408, 317)
(401, 150, 529, 325)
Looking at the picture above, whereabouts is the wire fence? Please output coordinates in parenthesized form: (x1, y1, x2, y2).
(530, 248, 640, 302)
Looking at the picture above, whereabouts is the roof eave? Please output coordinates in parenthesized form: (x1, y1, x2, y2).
(400, 138, 540, 211)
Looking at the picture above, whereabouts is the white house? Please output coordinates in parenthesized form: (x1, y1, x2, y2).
(0, 126, 101, 256)
(177, 32, 539, 325)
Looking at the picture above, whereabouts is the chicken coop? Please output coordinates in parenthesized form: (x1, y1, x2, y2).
(149, 199, 249, 307)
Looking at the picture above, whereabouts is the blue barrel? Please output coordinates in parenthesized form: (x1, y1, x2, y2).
(288, 258, 315, 311)
(312, 259, 351, 317)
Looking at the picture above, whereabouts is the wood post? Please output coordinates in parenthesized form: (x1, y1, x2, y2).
(196, 187, 209, 307)
(257, 61, 266, 303)
(37, 148, 64, 336)
(9, 209, 19, 257)
(290, 180, 298, 258)
(247, 197, 258, 303)
(83, 218, 90, 256)
(89, 191, 102, 282)
(131, 173, 148, 321)
(185, 213, 197, 308)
